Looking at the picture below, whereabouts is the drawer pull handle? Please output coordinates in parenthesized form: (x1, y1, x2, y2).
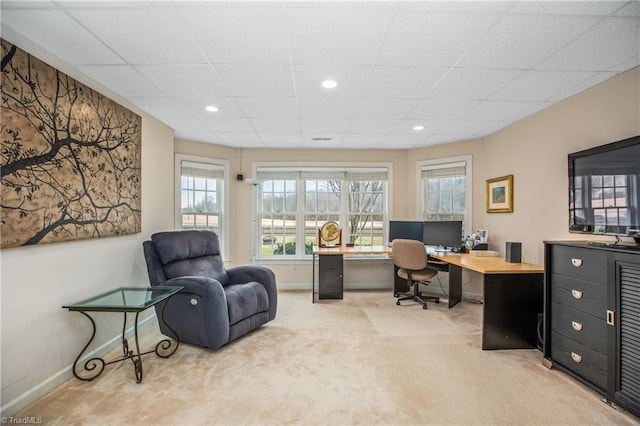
(571, 258, 583, 267)
(571, 352, 582, 363)
(571, 321, 583, 331)
(571, 289, 583, 299)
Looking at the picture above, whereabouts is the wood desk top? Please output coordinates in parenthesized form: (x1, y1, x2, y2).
(313, 245, 392, 255)
(430, 252, 543, 274)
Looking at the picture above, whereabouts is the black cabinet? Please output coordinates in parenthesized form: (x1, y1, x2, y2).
(318, 254, 343, 299)
(544, 241, 640, 417)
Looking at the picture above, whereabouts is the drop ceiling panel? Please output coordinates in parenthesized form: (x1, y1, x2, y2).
(300, 118, 350, 133)
(294, 65, 371, 97)
(467, 100, 551, 121)
(377, 11, 499, 67)
(249, 118, 300, 133)
(76, 65, 164, 97)
(393, 120, 444, 134)
(458, 15, 600, 69)
(297, 98, 361, 119)
(352, 99, 421, 119)
(174, 98, 245, 119)
(214, 133, 264, 147)
(186, 6, 291, 65)
(287, 8, 392, 65)
(614, 1, 640, 16)
(214, 64, 294, 97)
(406, 99, 480, 120)
(259, 134, 303, 147)
(509, 1, 628, 16)
(537, 18, 640, 71)
(363, 67, 448, 98)
(68, 8, 206, 64)
(347, 119, 401, 134)
(135, 64, 228, 97)
(341, 134, 388, 146)
(128, 97, 191, 118)
(380, 134, 429, 149)
(201, 117, 256, 133)
(491, 70, 597, 101)
(163, 118, 210, 133)
(428, 68, 523, 99)
(174, 132, 221, 145)
(2, 10, 124, 65)
(235, 97, 299, 118)
(400, 1, 514, 13)
(437, 120, 497, 135)
(549, 71, 618, 102)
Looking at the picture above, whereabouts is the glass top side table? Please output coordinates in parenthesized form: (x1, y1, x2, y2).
(63, 286, 183, 383)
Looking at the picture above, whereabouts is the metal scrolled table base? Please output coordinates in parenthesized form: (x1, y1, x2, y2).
(71, 302, 179, 383)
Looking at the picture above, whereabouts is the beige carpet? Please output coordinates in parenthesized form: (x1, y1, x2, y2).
(17, 290, 639, 425)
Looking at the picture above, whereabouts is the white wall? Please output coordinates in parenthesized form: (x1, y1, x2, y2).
(0, 33, 175, 416)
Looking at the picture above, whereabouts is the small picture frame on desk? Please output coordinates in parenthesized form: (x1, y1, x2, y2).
(486, 174, 513, 213)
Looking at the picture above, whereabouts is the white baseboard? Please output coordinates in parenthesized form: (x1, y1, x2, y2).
(0, 315, 157, 417)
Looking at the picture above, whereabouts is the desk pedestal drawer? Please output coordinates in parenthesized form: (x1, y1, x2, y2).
(319, 254, 343, 299)
(551, 331, 607, 390)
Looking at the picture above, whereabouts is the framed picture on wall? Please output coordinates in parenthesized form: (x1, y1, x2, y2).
(486, 175, 513, 213)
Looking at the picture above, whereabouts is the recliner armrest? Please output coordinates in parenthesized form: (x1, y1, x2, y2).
(158, 276, 230, 349)
(227, 265, 277, 320)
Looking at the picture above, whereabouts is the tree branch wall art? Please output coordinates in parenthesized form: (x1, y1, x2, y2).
(1, 40, 142, 248)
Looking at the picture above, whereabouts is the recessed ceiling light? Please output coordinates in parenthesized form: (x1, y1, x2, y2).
(205, 105, 219, 112)
(321, 80, 338, 89)
(413, 125, 425, 131)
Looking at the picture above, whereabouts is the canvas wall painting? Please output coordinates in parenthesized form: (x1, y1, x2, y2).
(1, 40, 142, 248)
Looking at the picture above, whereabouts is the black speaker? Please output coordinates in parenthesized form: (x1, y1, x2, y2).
(505, 242, 521, 263)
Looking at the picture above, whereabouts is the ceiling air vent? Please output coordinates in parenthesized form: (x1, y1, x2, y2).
(312, 137, 332, 141)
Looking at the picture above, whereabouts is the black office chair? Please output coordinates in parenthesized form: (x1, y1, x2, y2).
(392, 239, 440, 309)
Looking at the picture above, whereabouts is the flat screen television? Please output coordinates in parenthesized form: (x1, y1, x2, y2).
(423, 220, 463, 251)
(388, 221, 423, 244)
(568, 135, 640, 245)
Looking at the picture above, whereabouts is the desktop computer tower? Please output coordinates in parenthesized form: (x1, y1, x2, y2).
(505, 242, 522, 263)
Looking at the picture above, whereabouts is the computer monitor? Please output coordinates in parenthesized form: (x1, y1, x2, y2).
(423, 221, 463, 250)
(388, 221, 424, 244)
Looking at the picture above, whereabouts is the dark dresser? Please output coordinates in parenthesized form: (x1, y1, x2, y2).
(544, 241, 640, 417)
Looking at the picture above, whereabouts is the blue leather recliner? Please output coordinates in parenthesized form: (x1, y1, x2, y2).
(143, 230, 277, 350)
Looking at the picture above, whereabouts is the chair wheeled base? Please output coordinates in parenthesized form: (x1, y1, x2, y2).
(396, 280, 440, 309)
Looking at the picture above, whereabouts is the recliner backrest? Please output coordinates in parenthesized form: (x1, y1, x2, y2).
(148, 230, 230, 285)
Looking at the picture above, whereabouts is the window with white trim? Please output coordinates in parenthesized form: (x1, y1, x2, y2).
(256, 166, 389, 259)
(176, 156, 226, 243)
(419, 156, 472, 236)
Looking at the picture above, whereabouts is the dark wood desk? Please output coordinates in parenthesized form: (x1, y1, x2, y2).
(430, 252, 544, 350)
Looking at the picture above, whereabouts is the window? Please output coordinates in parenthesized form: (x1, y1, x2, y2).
(255, 166, 390, 259)
(418, 156, 472, 236)
(175, 155, 228, 243)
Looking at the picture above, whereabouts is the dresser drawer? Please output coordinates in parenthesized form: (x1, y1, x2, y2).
(551, 273, 606, 318)
(551, 245, 608, 284)
(551, 332, 607, 390)
(551, 302, 607, 354)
